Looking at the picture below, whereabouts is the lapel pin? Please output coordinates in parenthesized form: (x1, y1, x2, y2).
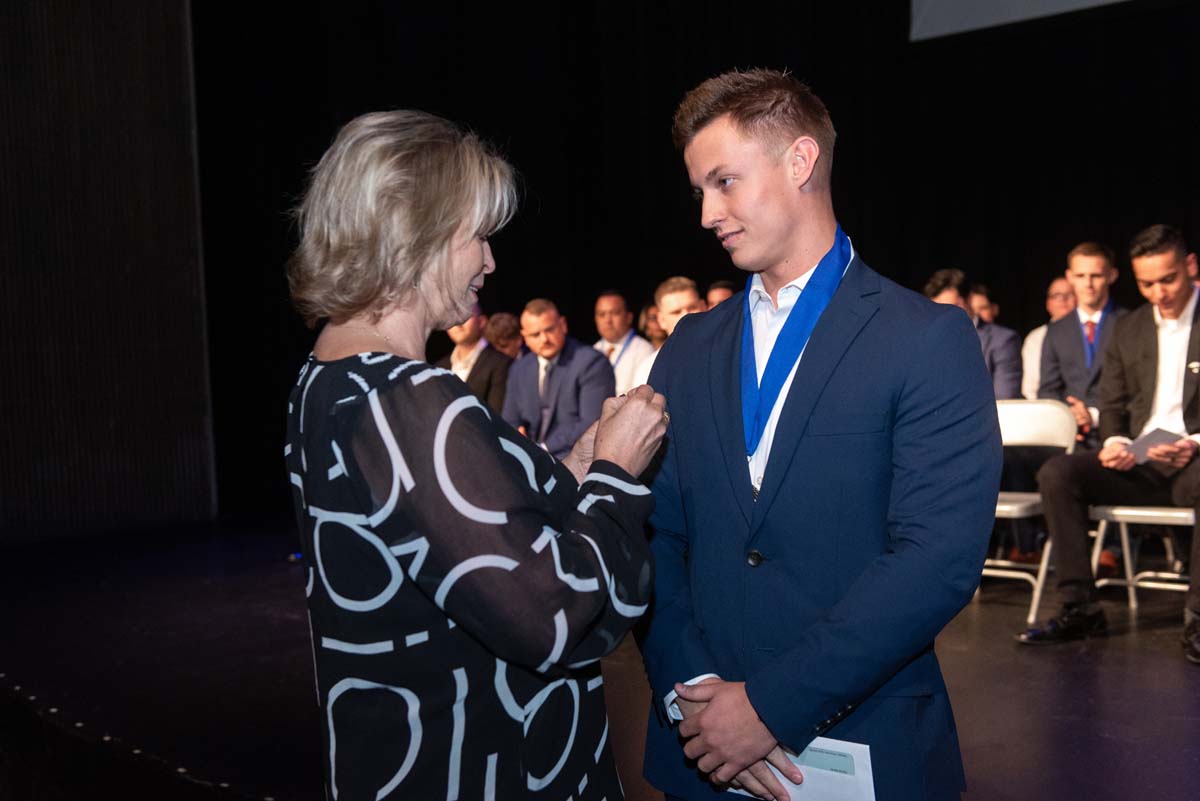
(1189, 362, 1200, 375)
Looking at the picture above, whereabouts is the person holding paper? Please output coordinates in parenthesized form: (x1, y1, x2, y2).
(1021, 224, 1200, 664)
(639, 68, 1002, 801)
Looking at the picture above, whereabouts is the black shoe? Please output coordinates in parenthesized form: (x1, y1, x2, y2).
(1182, 620, 1200, 665)
(1016, 606, 1107, 645)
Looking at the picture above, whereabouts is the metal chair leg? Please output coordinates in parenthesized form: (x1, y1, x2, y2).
(1028, 536, 1054, 624)
(1090, 520, 1107, 575)
(1119, 522, 1138, 610)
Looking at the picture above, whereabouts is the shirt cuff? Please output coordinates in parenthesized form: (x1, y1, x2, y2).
(664, 674, 721, 722)
(1088, 407, 1100, 428)
(1103, 436, 1133, 450)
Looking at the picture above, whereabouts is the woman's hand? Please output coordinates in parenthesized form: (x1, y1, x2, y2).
(593, 385, 668, 477)
(564, 393, 631, 483)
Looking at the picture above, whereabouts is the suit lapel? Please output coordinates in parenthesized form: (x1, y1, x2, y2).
(1184, 299, 1200, 408)
(1088, 313, 1110, 385)
(749, 258, 880, 538)
(710, 298, 754, 526)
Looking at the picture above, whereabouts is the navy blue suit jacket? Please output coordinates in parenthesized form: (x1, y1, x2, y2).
(641, 256, 1002, 801)
(976, 319, 1022, 400)
(501, 337, 614, 459)
(1038, 307, 1126, 408)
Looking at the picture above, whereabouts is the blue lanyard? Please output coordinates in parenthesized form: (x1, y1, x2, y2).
(740, 225, 850, 456)
(610, 329, 637, 369)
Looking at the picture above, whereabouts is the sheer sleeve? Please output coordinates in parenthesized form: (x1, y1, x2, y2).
(342, 371, 653, 674)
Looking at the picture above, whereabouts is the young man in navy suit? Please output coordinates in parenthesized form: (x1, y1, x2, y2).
(640, 69, 1001, 801)
(1039, 242, 1125, 446)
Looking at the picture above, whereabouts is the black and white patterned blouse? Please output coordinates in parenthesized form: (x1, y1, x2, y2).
(285, 352, 654, 801)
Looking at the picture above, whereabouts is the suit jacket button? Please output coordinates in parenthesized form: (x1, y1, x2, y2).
(746, 550, 764, 567)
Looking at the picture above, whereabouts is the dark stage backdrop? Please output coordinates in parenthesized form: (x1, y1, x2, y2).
(0, 1, 214, 540)
(193, 0, 1198, 523)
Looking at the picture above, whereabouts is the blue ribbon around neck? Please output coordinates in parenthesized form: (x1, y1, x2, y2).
(740, 225, 850, 457)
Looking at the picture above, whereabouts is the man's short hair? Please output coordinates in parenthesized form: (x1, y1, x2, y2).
(522, 298, 560, 318)
(672, 68, 836, 182)
(654, 276, 699, 308)
(707, 279, 738, 294)
(595, 289, 628, 308)
(1129, 224, 1189, 261)
(1067, 241, 1115, 269)
(923, 269, 968, 300)
(968, 283, 994, 302)
(484, 312, 518, 344)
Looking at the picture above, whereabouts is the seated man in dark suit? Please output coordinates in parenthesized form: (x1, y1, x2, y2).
(1021, 224, 1200, 665)
(925, 268, 1023, 399)
(435, 303, 512, 414)
(1039, 241, 1125, 446)
(502, 298, 615, 459)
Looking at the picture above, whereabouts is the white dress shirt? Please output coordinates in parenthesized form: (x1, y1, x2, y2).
(1105, 287, 1200, 449)
(664, 241, 854, 719)
(594, 332, 655, 395)
(1021, 324, 1046, 400)
(449, 338, 488, 383)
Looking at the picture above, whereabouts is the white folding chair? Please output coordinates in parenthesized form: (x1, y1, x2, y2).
(979, 400, 1078, 624)
(1088, 505, 1192, 610)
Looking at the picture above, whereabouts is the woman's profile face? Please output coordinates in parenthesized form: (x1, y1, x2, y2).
(442, 225, 495, 325)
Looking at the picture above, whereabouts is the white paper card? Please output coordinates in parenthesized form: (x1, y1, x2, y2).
(729, 736, 875, 801)
(1127, 427, 1183, 464)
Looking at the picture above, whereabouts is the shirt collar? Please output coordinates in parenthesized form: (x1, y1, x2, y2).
(537, 353, 560, 370)
(1076, 307, 1104, 325)
(1153, 286, 1198, 330)
(747, 239, 855, 314)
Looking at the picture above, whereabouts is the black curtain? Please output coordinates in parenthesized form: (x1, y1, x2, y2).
(193, 0, 1198, 522)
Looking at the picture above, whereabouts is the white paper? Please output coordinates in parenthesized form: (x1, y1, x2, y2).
(729, 736, 875, 801)
(1127, 427, 1184, 464)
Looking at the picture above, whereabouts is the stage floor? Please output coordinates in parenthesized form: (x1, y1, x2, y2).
(1, 524, 1197, 800)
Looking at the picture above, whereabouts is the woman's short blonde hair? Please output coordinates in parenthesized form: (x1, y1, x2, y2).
(288, 110, 517, 327)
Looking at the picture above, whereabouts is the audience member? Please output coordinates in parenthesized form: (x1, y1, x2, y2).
(968, 283, 1000, 324)
(925, 268, 1022, 399)
(1039, 242, 1125, 445)
(502, 298, 615, 458)
(593, 289, 656, 394)
(1022, 277, 1076, 399)
(484, 311, 522, 359)
(633, 276, 707, 386)
(639, 303, 668, 349)
(705, 279, 738, 308)
(1020, 224, 1200, 665)
(435, 303, 512, 412)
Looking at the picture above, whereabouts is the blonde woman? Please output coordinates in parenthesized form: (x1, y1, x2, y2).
(285, 110, 665, 801)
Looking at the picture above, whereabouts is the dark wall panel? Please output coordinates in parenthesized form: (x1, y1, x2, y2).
(0, 1, 215, 538)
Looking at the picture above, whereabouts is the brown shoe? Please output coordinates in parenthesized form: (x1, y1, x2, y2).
(1097, 550, 1120, 579)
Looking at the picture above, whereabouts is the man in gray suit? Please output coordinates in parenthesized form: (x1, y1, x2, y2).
(925, 268, 1022, 399)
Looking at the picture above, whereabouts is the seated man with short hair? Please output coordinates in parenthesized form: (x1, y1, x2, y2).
(1020, 224, 1200, 665)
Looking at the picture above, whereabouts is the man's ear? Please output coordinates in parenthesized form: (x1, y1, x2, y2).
(788, 135, 821, 188)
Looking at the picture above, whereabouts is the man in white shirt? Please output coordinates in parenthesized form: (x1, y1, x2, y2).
(1021, 225, 1200, 664)
(632, 276, 708, 387)
(640, 68, 1000, 801)
(1021, 277, 1076, 399)
(594, 290, 655, 394)
(435, 303, 513, 412)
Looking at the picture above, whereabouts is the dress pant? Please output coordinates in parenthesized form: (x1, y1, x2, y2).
(600, 633, 661, 801)
(1037, 451, 1200, 610)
